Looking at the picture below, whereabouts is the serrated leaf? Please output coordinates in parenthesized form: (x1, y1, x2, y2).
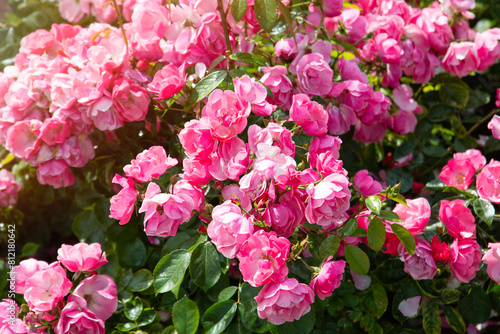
(473, 198, 495, 227)
(188, 70, 227, 104)
(190, 242, 221, 291)
(391, 224, 415, 256)
(367, 218, 386, 252)
(444, 306, 465, 334)
(172, 296, 200, 334)
(254, 0, 278, 33)
(366, 196, 382, 215)
(423, 301, 441, 334)
(202, 300, 237, 334)
(229, 52, 266, 66)
(231, 0, 248, 22)
(344, 244, 370, 275)
(319, 234, 340, 260)
(154, 250, 191, 294)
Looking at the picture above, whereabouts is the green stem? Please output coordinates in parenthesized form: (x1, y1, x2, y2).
(111, 0, 129, 51)
(217, 0, 233, 69)
(464, 108, 499, 137)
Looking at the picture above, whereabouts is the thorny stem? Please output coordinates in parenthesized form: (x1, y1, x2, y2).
(111, 0, 129, 51)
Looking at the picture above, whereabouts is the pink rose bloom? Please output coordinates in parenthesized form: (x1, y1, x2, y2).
(181, 157, 212, 185)
(208, 137, 249, 181)
(237, 230, 290, 287)
(439, 158, 475, 190)
(453, 149, 486, 172)
(290, 94, 328, 136)
(171, 179, 205, 213)
(0, 299, 26, 334)
(305, 173, 351, 226)
(139, 183, 192, 237)
(439, 199, 476, 239)
(109, 174, 137, 225)
(112, 78, 149, 122)
(69, 275, 117, 320)
(314, 152, 347, 177)
(59, 0, 90, 23)
(295, 53, 333, 96)
(442, 42, 480, 78)
(6, 120, 42, 160)
(310, 257, 346, 300)
(389, 110, 418, 135)
(221, 184, 253, 212)
(207, 201, 254, 259)
(449, 238, 482, 283)
(233, 75, 275, 116)
(308, 135, 342, 167)
(322, 0, 343, 17)
(326, 104, 357, 135)
(488, 115, 500, 140)
(202, 89, 251, 141)
(482, 243, 500, 284)
(147, 63, 186, 100)
(260, 66, 294, 110)
(38, 118, 71, 146)
(262, 192, 305, 238)
(123, 146, 177, 183)
(91, 0, 117, 23)
(247, 123, 295, 157)
(24, 263, 72, 312)
(393, 84, 422, 114)
(179, 118, 218, 161)
(431, 235, 451, 263)
(391, 198, 430, 235)
(339, 8, 368, 43)
(353, 170, 383, 197)
(57, 242, 108, 272)
(56, 301, 104, 334)
(0, 169, 21, 207)
(474, 28, 500, 71)
(36, 159, 75, 188)
(476, 160, 500, 203)
(19, 29, 56, 55)
(12, 259, 49, 294)
(255, 278, 314, 325)
(398, 237, 437, 280)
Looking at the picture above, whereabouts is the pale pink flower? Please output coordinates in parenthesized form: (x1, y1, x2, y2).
(398, 237, 437, 280)
(237, 230, 290, 287)
(476, 160, 500, 204)
(59, 0, 90, 23)
(109, 174, 137, 225)
(453, 149, 486, 172)
(57, 242, 108, 272)
(260, 66, 294, 109)
(0, 169, 21, 207)
(290, 94, 328, 136)
(208, 137, 249, 181)
(353, 170, 383, 197)
(389, 110, 418, 135)
(38, 118, 71, 146)
(207, 201, 254, 259)
(112, 78, 149, 122)
(295, 53, 333, 96)
(56, 301, 104, 334)
(439, 199, 476, 239)
(0, 299, 26, 334)
(488, 115, 500, 140)
(36, 159, 75, 188)
(181, 157, 212, 185)
(170, 179, 205, 213)
(350, 269, 371, 290)
(233, 75, 274, 116)
(398, 296, 421, 318)
(449, 238, 482, 283)
(442, 42, 480, 78)
(19, 29, 56, 55)
(69, 275, 117, 320)
(6, 120, 42, 160)
(474, 28, 500, 71)
(221, 184, 253, 212)
(391, 198, 431, 235)
(255, 278, 314, 325)
(148, 63, 186, 100)
(247, 123, 295, 157)
(123, 146, 177, 183)
(482, 243, 500, 284)
(310, 257, 346, 300)
(439, 158, 475, 190)
(12, 259, 49, 294)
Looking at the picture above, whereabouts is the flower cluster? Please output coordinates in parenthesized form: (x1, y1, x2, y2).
(4, 242, 117, 333)
(0, 169, 20, 207)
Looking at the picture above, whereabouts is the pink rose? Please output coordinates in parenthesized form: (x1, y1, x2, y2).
(308, 135, 341, 167)
(202, 89, 251, 141)
(19, 29, 56, 55)
(488, 115, 500, 140)
(310, 257, 346, 300)
(36, 159, 75, 188)
(109, 174, 137, 225)
(290, 94, 328, 136)
(476, 160, 500, 203)
(439, 199, 476, 239)
(351, 269, 372, 290)
(247, 123, 295, 157)
(57, 242, 108, 272)
(208, 137, 249, 181)
(398, 237, 437, 280)
(221, 184, 253, 212)
(389, 110, 418, 135)
(38, 118, 71, 146)
(453, 149, 486, 172)
(0, 300, 26, 334)
(449, 238, 482, 283)
(171, 179, 205, 213)
(207, 201, 254, 259)
(295, 53, 333, 96)
(353, 170, 383, 197)
(59, 0, 90, 23)
(6, 120, 42, 160)
(179, 119, 218, 161)
(112, 78, 149, 122)
(431, 235, 450, 263)
(260, 66, 294, 110)
(263, 192, 305, 238)
(56, 301, 104, 334)
(69, 275, 118, 320)
(237, 230, 290, 287)
(147, 63, 186, 100)
(442, 42, 480, 78)
(24, 263, 72, 312)
(391, 198, 431, 235)
(0, 169, 21, 207)
(123, 146, 177, 183)
(233, 75, 275, 116)
(326, 104, 357, 135)
(181, 157, 212, 185)
(322, 0, 343, 17)
(439, 158, 475, 191)
(305, 173, 351, 226)
(255, 278, 314, 325)
(474, 28, 500, 71)
(482, 243, 500, 284)
(12, 259, 49, 294)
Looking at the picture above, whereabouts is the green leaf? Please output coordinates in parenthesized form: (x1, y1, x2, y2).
(117, 237, 147, 268)
(138, 308, 156, 326)
(116, 322, 138, 331)
(458, 287, 492, 324)
(428, 104, 455, 122)
(72, 210, 97, 240)
(360, 282, 388, 319)
(275, 0, 294, 34)
(254, 0, 278, 33)
(172, 296, 200, 334)
(231, 0, 248, 22)
(422, 146, 448, 158)
(390, 224, 415, 256)
(341, 218, 358, 237)
(202, 300, 237, 334)
(444, 306, 465, 334)
(124, 297, 143, 321)
(439, 81, 470, 109)
(331, 37, 361, 58)
(319, 234, 340, 260)
(367, 218, 386, 252)
(423, 301, 441, 334)
(344, 244, 370, 275)
(365, 196, 382, 215)
(21, 242, 39, 257)
(377, 210, 402, 222)
(473, 198, 495, 227)
(190, 242, 221, 291)
(154, 249, 191, 294)
(439, 289, 462, 304)
(129, 269, 153, 292)
(188, 70, 227, 104)
(218, 286, 238, 302)
(229, 52, 266, 66)
(466, 90, 490, 109)
(268, 309, 315, 333)
(394, 141, 416, 160)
